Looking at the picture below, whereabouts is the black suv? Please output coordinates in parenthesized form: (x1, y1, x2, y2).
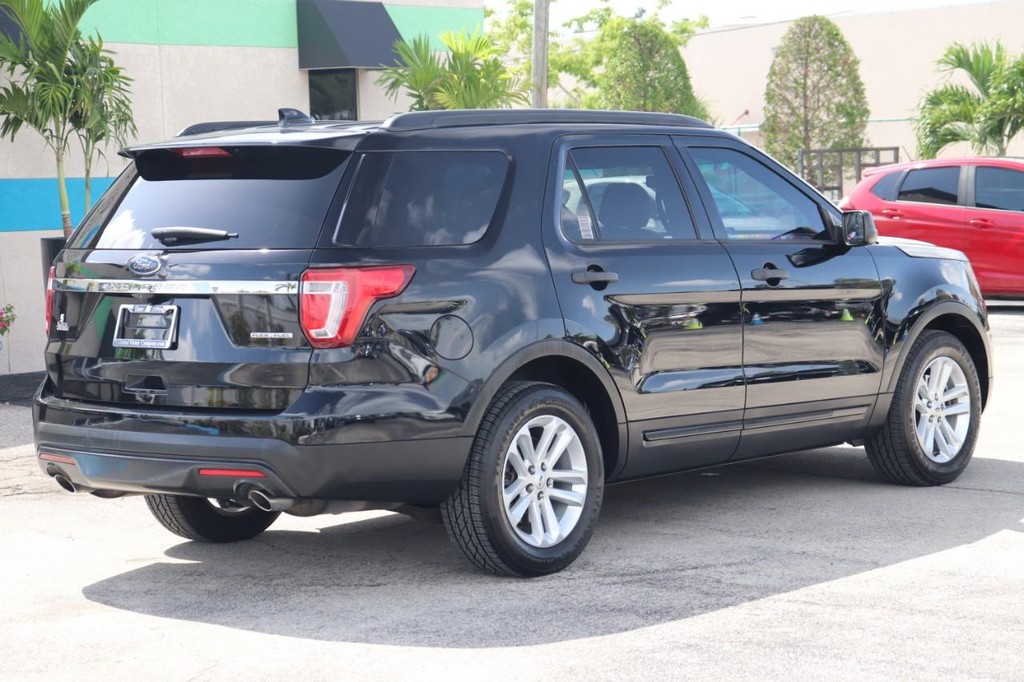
(35, 110, 992, 577)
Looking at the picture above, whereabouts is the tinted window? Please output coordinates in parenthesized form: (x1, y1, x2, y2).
(975, 166, 1024, 211)
(897, 167, 959, 205)
(339, 151, 508, 247)
(310, 68, 357, 121)
(559, 146, 697, 242)
(869, 170, 902, 200)
(71, 147, 350, 250)
(689, 147, 827, 240)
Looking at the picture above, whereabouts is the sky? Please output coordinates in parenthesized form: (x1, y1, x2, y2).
(540, 0, 993, 30)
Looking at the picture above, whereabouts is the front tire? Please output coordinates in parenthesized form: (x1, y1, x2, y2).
(441, 382, 604, 577)
(145, 494, 280, 542)
(865, 330, 981, 485)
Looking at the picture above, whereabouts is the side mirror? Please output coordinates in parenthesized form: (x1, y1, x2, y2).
(840, 210, 878, 246)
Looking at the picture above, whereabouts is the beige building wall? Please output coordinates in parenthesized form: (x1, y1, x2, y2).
(684, 0, 1024, 159)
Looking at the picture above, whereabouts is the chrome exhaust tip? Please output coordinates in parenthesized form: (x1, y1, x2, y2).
(248, 488, 294, 513)
(53, 473, 77, 493)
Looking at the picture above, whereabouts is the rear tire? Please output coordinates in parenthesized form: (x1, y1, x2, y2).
(145, 494, 279, 542)
(865, 330, 981, 486)
(441, 381, 604, 577)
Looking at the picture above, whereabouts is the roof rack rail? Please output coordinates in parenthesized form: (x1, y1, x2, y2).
(381, 109, 712, 132)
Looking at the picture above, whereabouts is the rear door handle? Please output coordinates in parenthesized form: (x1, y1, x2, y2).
(881, 209, 904, 218)
(571, 269, 619, 285)
(969, 218, 995, 229)
(751, 266, 790, 283)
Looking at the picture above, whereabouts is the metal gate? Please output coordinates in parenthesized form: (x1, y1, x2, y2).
(797, 147, 900, 201)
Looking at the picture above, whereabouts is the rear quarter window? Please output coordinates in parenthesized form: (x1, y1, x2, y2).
(337, 150, 509, 247)
(69, 146, 349, 250)
(868, 170, 902, 201)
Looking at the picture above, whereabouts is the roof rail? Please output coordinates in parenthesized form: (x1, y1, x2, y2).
(381, 109, 712, 132)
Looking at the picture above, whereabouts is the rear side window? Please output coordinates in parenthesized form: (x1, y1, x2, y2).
(70, 146, 350, 250)
(897, 167, 959, 205)
(338, 151, 509, 247)
(869, 171, 902, 200)
(974, 166, 1024, 211)
(560, 146, 697, 242)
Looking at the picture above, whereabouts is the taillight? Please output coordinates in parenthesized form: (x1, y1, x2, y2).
(299, 265, 415, 348)
(45, 266, 55, 334)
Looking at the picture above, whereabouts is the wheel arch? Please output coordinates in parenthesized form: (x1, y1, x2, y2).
(886, 301, 992, 410)
(461, 340, 628, 480)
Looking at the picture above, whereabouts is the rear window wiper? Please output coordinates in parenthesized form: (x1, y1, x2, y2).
(151, 227, 239, 245)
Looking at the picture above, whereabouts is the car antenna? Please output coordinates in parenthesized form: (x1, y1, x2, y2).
(278, 108, 314, 128)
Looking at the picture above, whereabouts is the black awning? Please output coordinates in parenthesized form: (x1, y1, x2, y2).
(297, 0, 403, 70)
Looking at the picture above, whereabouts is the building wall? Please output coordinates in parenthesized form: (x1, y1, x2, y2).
(0, 0, 483, 374)
(684, 0, 1024, 159)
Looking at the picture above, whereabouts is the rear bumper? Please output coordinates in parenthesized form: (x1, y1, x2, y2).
(34, 393, 473, 505)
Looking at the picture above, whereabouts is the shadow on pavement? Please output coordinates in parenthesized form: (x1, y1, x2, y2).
(82, 447, 1024, 647)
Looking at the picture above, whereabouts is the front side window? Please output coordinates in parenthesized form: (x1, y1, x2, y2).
(338, 151, 508, 247)
(975, 166, 1024, 212)
(689, 147, 828, 241)
(897, 167, 959, 205)
(559, 146, 697, 242)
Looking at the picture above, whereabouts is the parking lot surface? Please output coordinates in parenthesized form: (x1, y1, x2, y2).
(2, 312, 1023, 681)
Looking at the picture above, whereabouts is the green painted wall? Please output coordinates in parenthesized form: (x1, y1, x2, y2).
(79, 1, 483, 50)
(384, 5, 484, 49)
(80, 0, 298, 47)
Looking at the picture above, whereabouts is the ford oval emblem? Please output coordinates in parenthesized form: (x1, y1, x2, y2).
(126, 254, 162, 276)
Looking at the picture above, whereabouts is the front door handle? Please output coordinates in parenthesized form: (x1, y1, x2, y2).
(751, 265, 790, 283)
(572, 268, 619, 285)
(969, 218, 995, 229)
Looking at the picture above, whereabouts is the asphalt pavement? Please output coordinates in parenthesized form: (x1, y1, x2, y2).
(1, 313, 1022, 680)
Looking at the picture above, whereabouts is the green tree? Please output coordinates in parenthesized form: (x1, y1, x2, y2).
(915, 42, 1024, 158)
(0, 0, 135, 235)
(762, 15, 869, 168)
(483, 0, 535, 81)
(485, 0, 707, 115)
(377, 30, 529, 111)
(551, 3, 708, 116)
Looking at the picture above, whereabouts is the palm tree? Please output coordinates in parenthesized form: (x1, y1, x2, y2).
(70, 34, 136, 211)
(0, 0, 136, 235)
(915, 41, 1024, 158)
(376, 30, 529, 111)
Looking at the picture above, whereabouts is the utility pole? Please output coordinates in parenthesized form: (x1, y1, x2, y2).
(531, 0, 550, 108)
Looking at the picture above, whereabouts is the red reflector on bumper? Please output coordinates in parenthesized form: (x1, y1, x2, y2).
(198, 468, 267, 478)
(39, 452, 76, 465)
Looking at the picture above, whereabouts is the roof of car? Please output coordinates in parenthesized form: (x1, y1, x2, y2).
(123, 109, 717, 156)
(864, 156, 1024, 176)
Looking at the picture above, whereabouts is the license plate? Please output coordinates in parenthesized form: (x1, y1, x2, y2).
(112, 304, 179, 350)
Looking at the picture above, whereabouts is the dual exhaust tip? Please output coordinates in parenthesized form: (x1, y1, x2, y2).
(48, 465, 293, 512)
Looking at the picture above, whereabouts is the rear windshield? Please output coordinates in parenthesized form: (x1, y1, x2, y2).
(69, 146, 349, 250)
(337, 150, 509, 247)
